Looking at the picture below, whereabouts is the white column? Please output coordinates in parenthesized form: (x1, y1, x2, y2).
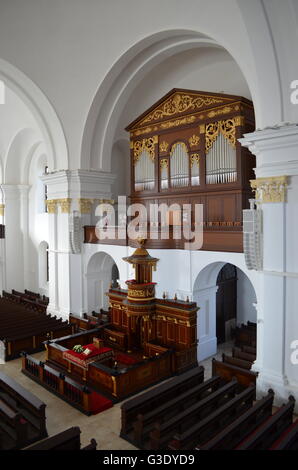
(2, 185, 30, 292)
(193, 285, 218, 361)
(41, 170, 116, 319)
(240, 124, 298, 407)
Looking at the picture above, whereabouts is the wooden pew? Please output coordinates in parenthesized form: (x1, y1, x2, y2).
(0, 398, 29, 449)
(120, 366, 204, 438)
(212, 358, 258, 388)
(236, 396, 295, 450)
(149, 379, 238, 450)
(232, 347, 256, 363)
(167, 385, 256, 450)
(235, 325, 256, 348)
(133, 376, 221, 447)
(23, 427, 97, 450)
(270, 418, 298, 450)
(0, 372, 47, 448)
(242, 345, 256, 355)
(222, 353, 252, 370)
(198, 389, 274, 449)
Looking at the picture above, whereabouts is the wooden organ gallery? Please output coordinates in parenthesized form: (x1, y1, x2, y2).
(126, 89, 256, 253)
(22, 241, 198, 404)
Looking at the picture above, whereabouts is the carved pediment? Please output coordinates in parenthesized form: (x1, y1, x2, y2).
(126, 89, 239, 131)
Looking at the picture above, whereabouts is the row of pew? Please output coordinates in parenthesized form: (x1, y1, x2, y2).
(120, 365, 298, 450)
(69, 309, 110, 331)
(0, 371, 97, 450)
(0, 290, 74, 360)
(212, 322, 257, 387)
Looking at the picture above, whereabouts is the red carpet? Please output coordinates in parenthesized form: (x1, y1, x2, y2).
(90, 391, 113, 414)
(115, 353, 139, 365)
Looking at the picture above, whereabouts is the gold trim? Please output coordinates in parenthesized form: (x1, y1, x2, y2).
(78, 198, 94, 214)
(57, 198, 72, 213)
(189, 134, 200, 147)
(0, 204, 5, 216)
(133, 136, 157, 163)
(159, 141, 169, 153)
(205, 118, 237, 152)
(250, 176, 288, 203)
(171, 141, 188, 155)
(160, 159, 168, 169)
(138, 92, 225, 125)
(190, 154, 200, 167)
(46, 199, 58, 214)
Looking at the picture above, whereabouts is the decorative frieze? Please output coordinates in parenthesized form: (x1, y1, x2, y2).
(78, 198, 94, 214)
(250, 176, 288, 203)
(45, 198, 72, 213)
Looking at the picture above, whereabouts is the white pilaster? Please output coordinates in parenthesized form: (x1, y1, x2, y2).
(240, 124, 298, 407)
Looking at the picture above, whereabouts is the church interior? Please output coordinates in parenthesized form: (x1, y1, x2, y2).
(0, 0, 298, 452)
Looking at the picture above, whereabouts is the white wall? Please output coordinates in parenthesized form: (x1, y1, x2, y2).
(236, 267, 257, 325)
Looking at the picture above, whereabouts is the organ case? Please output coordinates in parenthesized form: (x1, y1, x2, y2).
(126, 89, 256, 252)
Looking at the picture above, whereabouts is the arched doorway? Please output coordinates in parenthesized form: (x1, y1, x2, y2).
(85, 252, 119, 313)
(216, 264, 237, 344)
(193, 262, 257, 361)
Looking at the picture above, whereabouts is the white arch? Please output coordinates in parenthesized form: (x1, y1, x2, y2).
(85, 251, 119, 312)
(81, 22, 282, 172)
(193, 261, 258, 361)
(0, 58, 68, 170)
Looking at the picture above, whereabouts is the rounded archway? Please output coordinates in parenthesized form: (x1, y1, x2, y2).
(85, 251, 119, 313)
(193, 261, 257, 361)
(81, 22, 282, 173)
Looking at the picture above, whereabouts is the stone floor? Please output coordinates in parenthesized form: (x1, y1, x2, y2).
(200, 340, 234, 379)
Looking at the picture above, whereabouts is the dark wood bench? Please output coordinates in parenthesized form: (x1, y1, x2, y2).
(23, 426, 97, 450)
(149, 379, 239, 450)
(0, 371, 47, 449)
(222, 353, 252, 370)
(232, 347, 256, 363)
(167, 385, 256, 450)
(0, 398, 29, 449)
(212, 358, 258, 388)
(236, 396, 295, 450)
(120, 366, 204, 437)
(198, 389, 274, 449)
(242, 345, 256, 355)
(270, 418, 298, 450)
(133, 376, 221, 447)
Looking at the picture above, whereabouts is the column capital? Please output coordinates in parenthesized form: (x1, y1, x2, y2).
(239, 123, 298, 178)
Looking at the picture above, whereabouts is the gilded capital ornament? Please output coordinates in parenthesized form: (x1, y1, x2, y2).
(57, 198, 72, 213)
(250, 176, 288, 203)
(78, 198, 94, 214)
(46, 199, 58, 214)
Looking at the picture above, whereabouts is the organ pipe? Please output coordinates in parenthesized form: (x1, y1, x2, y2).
(170, 142, 189, 188)
(206, 133, 236, 184)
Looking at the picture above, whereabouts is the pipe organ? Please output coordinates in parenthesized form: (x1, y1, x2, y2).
(126, 89, 256, 252)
